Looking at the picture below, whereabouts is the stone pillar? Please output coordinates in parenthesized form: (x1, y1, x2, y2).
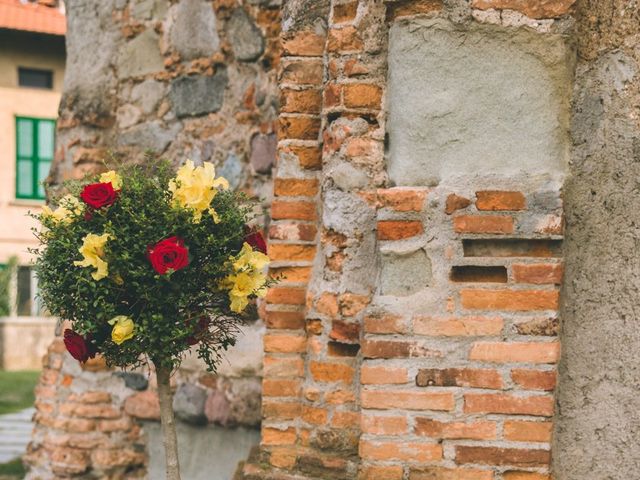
(553, 2, 640, 479)
(27, 0, 280, 477)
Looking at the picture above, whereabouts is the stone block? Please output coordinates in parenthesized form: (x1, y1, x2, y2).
(218, 153, 244, 189)
(380, 249, 431, 296)
(173, 383, 207, 425)
(130, 79, 167, 114)
(227, 8, 265, 62)
(170, 69, 228, 118)
(168, 0, 220, 60)
(118, 121, 180, 153)
(117, 29, 163, 78)
(250, 133, 276, 174)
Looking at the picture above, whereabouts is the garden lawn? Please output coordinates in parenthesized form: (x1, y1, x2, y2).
(0, 458, 25, 478)
(0, 370, 39, 415)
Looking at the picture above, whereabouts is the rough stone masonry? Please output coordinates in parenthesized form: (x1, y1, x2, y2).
(27, 0, 640, 479)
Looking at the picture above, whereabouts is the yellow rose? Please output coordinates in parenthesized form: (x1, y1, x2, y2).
(229, 294, 249, 313)
(233, 243, 270, 272)
(73, 233, 111, 280)
(41, 194, 84, 225)
(99, 170, 123, 190)
(108, 315, 135, 345)
(168, 160, 229, 223)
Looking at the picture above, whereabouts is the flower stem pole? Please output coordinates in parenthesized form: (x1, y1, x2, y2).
(155, 363, 181, 480)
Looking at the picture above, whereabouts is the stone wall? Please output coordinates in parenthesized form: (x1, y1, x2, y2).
(26, 0, 280, 477)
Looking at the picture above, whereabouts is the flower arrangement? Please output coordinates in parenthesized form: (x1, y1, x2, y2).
(33, 159, 270, 479)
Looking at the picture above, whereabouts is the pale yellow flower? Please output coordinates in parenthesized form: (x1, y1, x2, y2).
(41, 194, 84, 225)
(233, 243, 270, 272)
(108, 315, 135, 345)
(220, 243, 270, 313)
(73, 233, 111, 280)
(168, 160, 229, 223)
(99, 170, 123, 190)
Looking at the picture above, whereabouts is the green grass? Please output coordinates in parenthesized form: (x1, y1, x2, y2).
(0, 370, 40, 415)
(0, 458, 25, 478)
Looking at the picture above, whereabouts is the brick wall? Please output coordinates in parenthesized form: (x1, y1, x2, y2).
(238, 0, 573, 479)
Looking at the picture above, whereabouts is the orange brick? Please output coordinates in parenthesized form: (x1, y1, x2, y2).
(264, 309, 306, 330)
(376, 188, 427, 211)
(413, 316, 503, 336)
(266, 287, 307, 305)
(464, 393, 554, 416)
(364, 314, 406, 334)
(511, 369, 557, 391)
(325, 389, 355, 404)
(274, 178, 319, 197)
(315, 292, 339, 317)
(504, 421, 552, 443)
(455, 446, 550, 467)
(263, 401, 301, 420)
(469, 342, 560, 364)
(512, 263, 563, 285)
(268, 244, 316, 262)
(339, 293, 370, 316)
(282, 31, 325, 56)
(414, 419, 497, 440)
(323, 82, 342, 107)
(280, 88, 322, 114)
(279, 115, 321, 140)
(454, 215, 514, 234)
(283, 145, 322, 170)
(263, 356, 304, 377)
(310, 361, 355, 383)
(269, 267, 312, 284)
(332, 411, 360, 428)
(329, 320, 360, 342)
(345, 137, 380, 158)
(386, 0, 443, 19)
(360, 365, 408, 385)
(377, 220, 423, 240)
(471, 0, 572, 19)
(269, 223, 317, 242)
(361, 415, 408, 435)
(360, 465, 404, 480)
(343, 83, 383, 109)
(502, 472, 551, 480)
(360, 440, 442, 462)
(327, 26, 363, 53)
(332, 2, 358, 23)
(262, 427, 297, 445)
(302, 406, 328, 425)
(361, 390, 454, 411)
(280, 59, 324, 85)
(264, 334, 306, 353)
(271, 200, 317, 221)
(445, 193, 472, 215)
(476, 191, 526, 211)
(262, 379, 301, 397)
(461, 289, 559, 311)
(269, 447, 297, 469)
(415, 368, 503, 389)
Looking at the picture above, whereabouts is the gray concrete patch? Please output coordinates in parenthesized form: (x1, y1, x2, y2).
(387, 18, 574, 185)
(380, 249, 432, 296)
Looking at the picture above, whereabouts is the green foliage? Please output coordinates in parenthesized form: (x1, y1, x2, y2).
(0, 257, 17, 317)
(0, 370, 39, 415)
(32, 159, 263, 371)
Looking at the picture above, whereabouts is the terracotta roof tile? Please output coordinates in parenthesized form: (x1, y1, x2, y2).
(0, 0, 65, 36)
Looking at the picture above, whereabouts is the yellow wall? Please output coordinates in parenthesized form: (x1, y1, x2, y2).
(0, 30, 65, 264)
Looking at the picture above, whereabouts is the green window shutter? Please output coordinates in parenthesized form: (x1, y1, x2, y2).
(15, 117, 55, 200)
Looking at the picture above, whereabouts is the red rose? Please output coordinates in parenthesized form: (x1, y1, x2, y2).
(186, 316, 210, 346)
(147, 236, 190, 275)
(80, 182, 118, 209)
(244, 227, 267, 254)
(63, 329, 97, 363)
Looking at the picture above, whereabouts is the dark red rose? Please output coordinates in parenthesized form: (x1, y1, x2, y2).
(147, 236, 190, 275)
(186, 316, 210, 346)
(80, 182, 118, 209)
(63, 329, 97, 363)
(244, 227, 267, 254)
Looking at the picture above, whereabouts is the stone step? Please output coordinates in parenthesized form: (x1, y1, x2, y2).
(0, 436, 30, 445)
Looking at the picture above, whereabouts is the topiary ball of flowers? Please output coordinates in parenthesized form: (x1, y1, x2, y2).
(34, 160, 270, 372)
